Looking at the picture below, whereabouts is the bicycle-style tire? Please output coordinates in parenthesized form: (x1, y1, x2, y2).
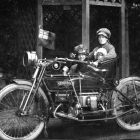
(112, 79, 140, 131)
(0, 84, 49, 140)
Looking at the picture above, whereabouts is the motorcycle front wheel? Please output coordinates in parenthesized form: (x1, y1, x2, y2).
(0, 84, 49, 140)
(112, 79, 140, 131)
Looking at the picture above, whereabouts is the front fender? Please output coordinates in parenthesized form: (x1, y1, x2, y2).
(13, 79, 49, 105)
(116, 76, 140, 90)
(13, 79, 33, 86)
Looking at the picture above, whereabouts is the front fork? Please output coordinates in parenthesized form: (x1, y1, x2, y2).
(19, 65, 46, 113)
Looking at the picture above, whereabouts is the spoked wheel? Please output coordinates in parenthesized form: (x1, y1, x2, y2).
(0, 84, 49, 140)
(112, 79, 140, 131)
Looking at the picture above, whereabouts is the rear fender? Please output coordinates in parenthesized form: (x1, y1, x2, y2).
(116, 76, 140, 91)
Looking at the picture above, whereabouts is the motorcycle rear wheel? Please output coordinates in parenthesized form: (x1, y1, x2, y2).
(0, 84, 48, 140)
(112, 79, 140, 131)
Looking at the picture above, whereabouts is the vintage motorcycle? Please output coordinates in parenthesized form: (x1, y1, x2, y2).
(0, 51, 140, 140)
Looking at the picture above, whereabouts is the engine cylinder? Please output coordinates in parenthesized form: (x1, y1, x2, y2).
(78, 93, 98, 110)
(90, 96, 97, 110)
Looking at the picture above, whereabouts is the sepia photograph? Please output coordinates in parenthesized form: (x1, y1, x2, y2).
(0, 0, 140, 140)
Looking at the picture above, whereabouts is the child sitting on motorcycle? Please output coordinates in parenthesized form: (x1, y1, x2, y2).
(69, 44, 88, 74)
(62, 44, 88, 75)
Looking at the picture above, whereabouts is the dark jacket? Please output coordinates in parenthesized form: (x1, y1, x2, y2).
(69, 63, 88, 74)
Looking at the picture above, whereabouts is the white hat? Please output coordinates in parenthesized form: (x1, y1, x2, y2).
(97, 48, 107, 55)
(94, 48, 107, 59)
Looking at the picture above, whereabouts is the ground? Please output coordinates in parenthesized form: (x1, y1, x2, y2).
(37, 118, 140, 140)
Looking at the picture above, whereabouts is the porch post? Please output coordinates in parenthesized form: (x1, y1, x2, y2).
(82, 0, 90, 52)
(120, 0, 129, 78)
(125, 2, 129, 76)
(36, 0, 43, 59)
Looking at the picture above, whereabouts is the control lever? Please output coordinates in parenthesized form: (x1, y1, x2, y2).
(79, 72, 84, 78)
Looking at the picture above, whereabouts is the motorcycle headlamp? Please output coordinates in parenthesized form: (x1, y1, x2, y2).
(52, 62, 61, 70)
(23, 51, 38, 67)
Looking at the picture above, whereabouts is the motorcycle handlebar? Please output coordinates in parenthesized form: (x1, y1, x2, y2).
(36, 57, 108, 73)
(55, 57, 89, 64)
(37, 57, 97, 69)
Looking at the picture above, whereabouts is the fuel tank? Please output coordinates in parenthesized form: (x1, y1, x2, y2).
(44, 71, 108, 91)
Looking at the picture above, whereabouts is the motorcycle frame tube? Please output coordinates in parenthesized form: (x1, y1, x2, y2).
(42, 79, 55, 111)
(114, 88, 134, 104)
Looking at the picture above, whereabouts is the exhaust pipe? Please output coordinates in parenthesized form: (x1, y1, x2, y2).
(55, 112, 79, 121)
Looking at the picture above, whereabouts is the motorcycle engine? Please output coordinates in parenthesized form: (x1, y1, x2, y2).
(79, 92, 99, 110)
(68, 92, 99, 117)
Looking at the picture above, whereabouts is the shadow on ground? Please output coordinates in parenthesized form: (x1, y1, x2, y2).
(36, 118, 140, 140)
